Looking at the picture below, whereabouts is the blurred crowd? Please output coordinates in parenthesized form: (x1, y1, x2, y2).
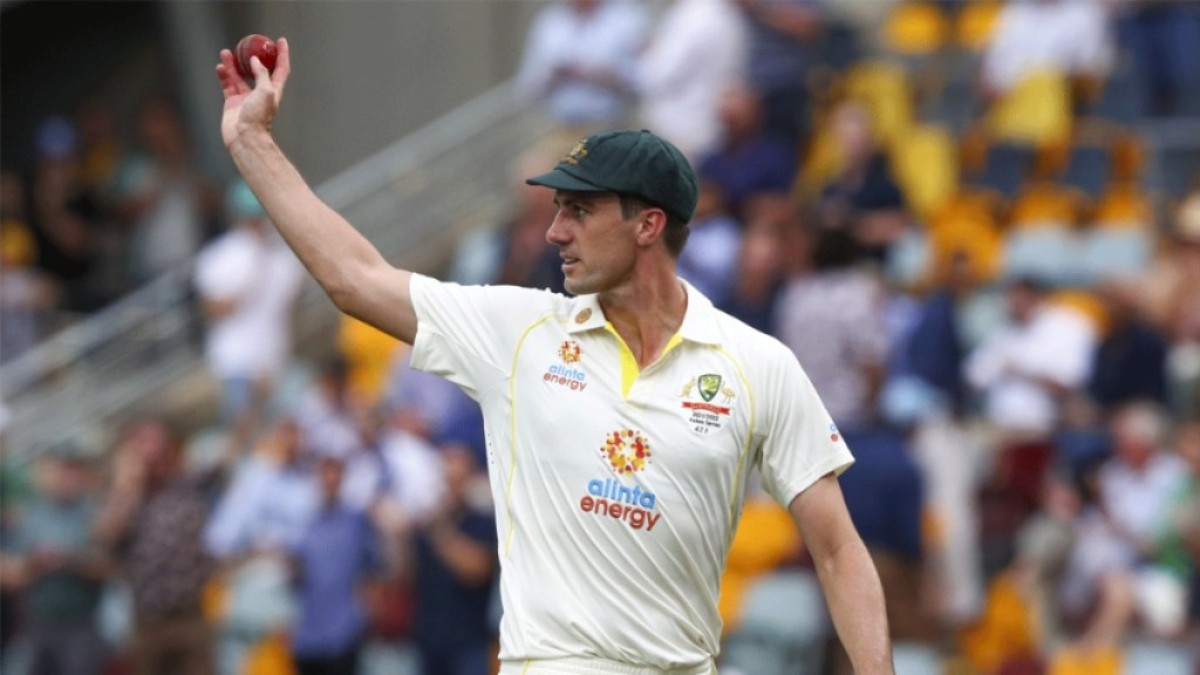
(1, 97, 223, 364)
(5, 0, 1200, 674)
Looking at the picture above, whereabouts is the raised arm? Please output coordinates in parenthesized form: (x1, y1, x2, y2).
(215, 40, 417, 343)
(790, 474, 894, 674)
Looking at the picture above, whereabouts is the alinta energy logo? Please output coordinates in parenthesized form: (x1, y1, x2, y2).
(578, 427, 662, 532)
(544, 340, 587, 392)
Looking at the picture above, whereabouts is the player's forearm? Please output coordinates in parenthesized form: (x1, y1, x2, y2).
(815, 538, 894, 675)
(228, 130, 390, 313)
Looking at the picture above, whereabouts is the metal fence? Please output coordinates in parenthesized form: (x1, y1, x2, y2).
(1, 83, 551, 460)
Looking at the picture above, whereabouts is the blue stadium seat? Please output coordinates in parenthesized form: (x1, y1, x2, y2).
(1003, 227, 1074, 286)
(973, 143, 1035, 200)
(1061, 145, 1112, 200)
(722, 571, 827, 675)
(1122, 641, 1195, 675)
(1077, 229, 1152, 284)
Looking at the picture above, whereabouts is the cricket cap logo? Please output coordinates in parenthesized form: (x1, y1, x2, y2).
(698, 374, 722, 403)
(562, 139, 589, 165)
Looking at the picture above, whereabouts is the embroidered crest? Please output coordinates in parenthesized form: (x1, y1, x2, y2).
(562, 139, 589, 165)
(698, 374, 722, 402)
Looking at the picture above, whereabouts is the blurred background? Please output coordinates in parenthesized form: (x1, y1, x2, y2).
(3, 0, 1200, 674)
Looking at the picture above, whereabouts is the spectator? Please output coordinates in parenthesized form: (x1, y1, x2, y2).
(736, 0, 824, 144)
(774, 227, 887, 430)
(338, 404, 444, 529)
(1057, 403, 1189, 650)
(291, 455, 380, 675)
(1114, 0, 1200, 116)
(204, 420, 318, 675)
(1159, 422, 1200, 615)
(881, 253, 972, 426)
(93, 419, 223, 675)
(414, 445, 497, 675)
(447, 150, 562, 292)
(981, 0, 1114, 96)
(818, 100, 908, 259)
(387, 354, 482, 450)
(8, 442, 110, 675)
(698, 85, 798, 221)
(1, 170, 58, 362)
(297, 358, 364, 460)
(30, 116, 105, 313)
(514, 0, 648, 130)
(1088, 281, 1170, 412)
(112, 98, 217, 285)
(837, 427, 929, 643)
(676, 181, 742, 307)
(1140, 191, 1200, 420)
(637, 0, 747, 161)
(718, 198, 789, 333)
(965, 277, 1098, 438)
(194, 180, 304, 437)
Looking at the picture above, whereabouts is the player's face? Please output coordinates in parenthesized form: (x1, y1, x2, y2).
(546, 191, 639, 295)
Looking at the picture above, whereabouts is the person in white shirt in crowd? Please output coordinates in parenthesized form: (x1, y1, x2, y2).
(966, 277, 1098, 439)
(194, 179, 304, 440)
(515, 0, 648, 130)
(114, 99, 218, 285)
(1059, 402, 1189, 652)
(203, 419, 319, 675)
(982, 0, 1114, 96)
(337, 402, 446, 534)
(637, 0, 747, 161)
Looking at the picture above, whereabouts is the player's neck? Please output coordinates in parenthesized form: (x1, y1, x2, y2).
(598, 261, 687, 369)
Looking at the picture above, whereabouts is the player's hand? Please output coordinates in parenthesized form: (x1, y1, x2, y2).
(215, 37, 291, 148)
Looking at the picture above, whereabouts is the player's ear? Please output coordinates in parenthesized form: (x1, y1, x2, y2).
(635, 208, 668, 248)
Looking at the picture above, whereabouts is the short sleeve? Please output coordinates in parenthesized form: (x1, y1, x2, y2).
(408, 274, 559, 400)
(756, 341, 856, 508)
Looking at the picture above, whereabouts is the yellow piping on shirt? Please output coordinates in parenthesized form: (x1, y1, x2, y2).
(716, 346, 756, 531)
(505, 313, 554, 557)
(603, 323, 683, 399)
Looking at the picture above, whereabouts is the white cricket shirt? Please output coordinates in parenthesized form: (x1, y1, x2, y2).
(409, 274, 854, 673)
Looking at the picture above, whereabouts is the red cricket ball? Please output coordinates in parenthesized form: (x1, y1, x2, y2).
(234, 34, 278, 80)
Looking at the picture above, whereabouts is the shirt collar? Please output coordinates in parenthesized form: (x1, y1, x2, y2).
(565, 279, 722, 346)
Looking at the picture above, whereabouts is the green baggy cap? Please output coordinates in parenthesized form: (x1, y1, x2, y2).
(526, 130, 699, 224)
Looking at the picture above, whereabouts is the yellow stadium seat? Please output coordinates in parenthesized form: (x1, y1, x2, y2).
(1094, 182, 1152, 228)
(959, 571, 1038, 673)
(892, 124, 959, 219)
(988, 70, 1073, 148)
(243, 633, 297, 675)
(1111, 133, 1146, 182)
(796, 122, 842, 200)
(956, 0, 1004, 52)
(928, 192, 1003, 282)
(719, 497, 801, 633)
(337, 315, 406, 405)
(0, 218, 37, 267)
(1048, 646, 1122, 675)
(843, 60, 915, 149)
(1010, 183, 1080, 229)
(1050, 289, 1110, 334)
(883, 2, 950, 56)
